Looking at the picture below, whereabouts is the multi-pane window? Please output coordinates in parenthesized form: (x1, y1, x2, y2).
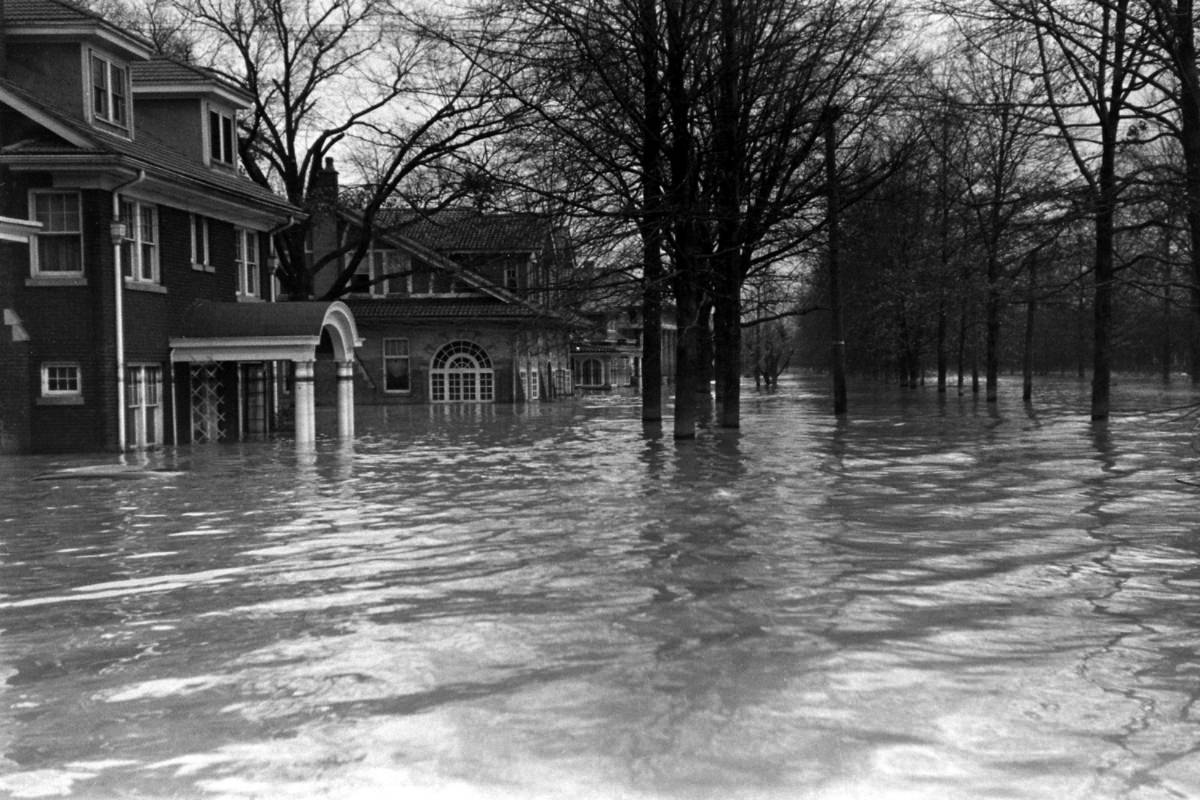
(30, 191, 83, 275)
(125, 364, 162, 449)
(209, 108, 236, 165)
(191, 215, 211, 270)
(91, 52, 128, 128)
(235, 228, 260, 297)
(430, 341, 494, 403)
(41, 363, 81, 396)
(120, 200, 159, 283)
(576, 358, 604, 387)
(383, 338, 410, 392)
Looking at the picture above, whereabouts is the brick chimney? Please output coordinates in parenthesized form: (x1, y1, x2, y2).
(308, 157, 340, 298)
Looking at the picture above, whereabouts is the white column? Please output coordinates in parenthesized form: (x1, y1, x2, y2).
(336, 360, 355, 439)
(294, 360, 316, 446)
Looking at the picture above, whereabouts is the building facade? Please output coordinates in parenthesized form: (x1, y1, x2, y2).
(0, 0, 360, 453)
(307, 171, 578, 410)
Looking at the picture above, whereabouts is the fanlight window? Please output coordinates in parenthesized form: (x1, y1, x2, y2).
(430, 340, 494, 402)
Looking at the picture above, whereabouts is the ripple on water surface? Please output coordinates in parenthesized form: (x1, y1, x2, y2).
(5, 377, 1200, 799)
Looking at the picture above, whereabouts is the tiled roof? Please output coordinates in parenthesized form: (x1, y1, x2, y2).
(132, 58, 214, 85)
(0, 78, 298, 215)
(380, 208, 552, 253)
(345, 296, 554, 321)
(132, 57, 253, 105)
(3, 0, 154, 51)
(3, 0, 103, 23)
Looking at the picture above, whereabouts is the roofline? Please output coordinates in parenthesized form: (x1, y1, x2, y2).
(0, 84, 93, 147)
(0, 153, 303, 221)
(5, 24, 155, 60)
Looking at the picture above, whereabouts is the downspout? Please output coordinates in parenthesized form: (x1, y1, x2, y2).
(265, 215, 297, 431)
(112, 169, 146, 451)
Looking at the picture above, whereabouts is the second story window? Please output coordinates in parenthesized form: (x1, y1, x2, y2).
(90, 52, 128, 129)
(190, 215, 211, 271)
(236, 228, 260, 298)
(120, 200, 159, 283)
(370, 248, 410, 296)
(209, 108, 236, 166)
(30, 191, 83, 276)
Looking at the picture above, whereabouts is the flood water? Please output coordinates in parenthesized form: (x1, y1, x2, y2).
(4, 375, 1200, 799)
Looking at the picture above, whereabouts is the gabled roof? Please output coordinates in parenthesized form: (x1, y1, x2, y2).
(3, 0, 154, 57)
(0, 77, 300, 222)
(381, 208, 553, 253)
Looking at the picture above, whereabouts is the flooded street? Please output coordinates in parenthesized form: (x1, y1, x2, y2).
(4, 375, 1200, 799)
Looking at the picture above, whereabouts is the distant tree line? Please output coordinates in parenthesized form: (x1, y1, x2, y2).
(83, 0, 1200, 432)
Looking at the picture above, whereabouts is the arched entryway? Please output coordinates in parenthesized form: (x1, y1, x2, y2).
(429, 340, 494, 402)
(170, 300, 362, 445)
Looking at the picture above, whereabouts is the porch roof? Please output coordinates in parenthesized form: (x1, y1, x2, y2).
(169, 300, 362, 363)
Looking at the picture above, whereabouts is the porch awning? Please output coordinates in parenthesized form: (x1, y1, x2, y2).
(0, 215, 41, 242)
(169, 300, 362, 363)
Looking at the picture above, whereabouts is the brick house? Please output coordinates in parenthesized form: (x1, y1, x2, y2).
(0, 0, 361, 453)
(307, 165, 578, 407)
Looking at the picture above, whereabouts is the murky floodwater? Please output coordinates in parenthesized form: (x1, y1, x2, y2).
(5, 375, 1200, 800)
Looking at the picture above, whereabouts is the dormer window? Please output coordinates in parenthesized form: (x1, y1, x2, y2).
(208, 107, 236, 166)
(90, 52, 128, 129)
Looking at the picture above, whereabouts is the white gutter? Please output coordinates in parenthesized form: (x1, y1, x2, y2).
(112, 169, 146, 451)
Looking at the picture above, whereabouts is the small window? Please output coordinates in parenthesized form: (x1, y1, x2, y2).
(383, 338, 411, 392)
(30, 191, 83, 275)
(42, 363, 81, 396)
(90, 52, 128, 128)
(191, 215, 211, 271)
(209, 108, 236, 165)
(120, 200, 159, 283)
(235, 228, 260, 297)
(504, 264, 519, 291)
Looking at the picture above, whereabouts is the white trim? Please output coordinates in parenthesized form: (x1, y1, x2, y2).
(0, 216, 42, 243)
(28, 190, 84, 277)
(40, 362, 82, 397)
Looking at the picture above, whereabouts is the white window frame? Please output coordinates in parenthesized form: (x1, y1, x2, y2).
(190, 215, 212, 272)
(29, 191, 83, 277)
(207, 105, 236, 166)
(430, 341, 495, 403)
(235, 227, 260, 298)
(41, 362, 82, 397)
(383, 338, 411, 393)
(89, 50, 129, 129)
(120, 200, 159, 284)
(125, 363, 163, 449)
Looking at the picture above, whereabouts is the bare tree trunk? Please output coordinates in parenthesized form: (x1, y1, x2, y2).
(1023, 254, 1037, 402)
(826, 111, 847, 415)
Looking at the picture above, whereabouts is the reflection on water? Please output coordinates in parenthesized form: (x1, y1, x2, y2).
(4, 375, 1200, 799)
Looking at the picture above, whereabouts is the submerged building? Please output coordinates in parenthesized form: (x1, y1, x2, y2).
(0, 0, 578, 454)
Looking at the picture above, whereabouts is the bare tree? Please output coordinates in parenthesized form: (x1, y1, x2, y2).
(178, 0, 522, 299)
(954, 0, 1151, 419)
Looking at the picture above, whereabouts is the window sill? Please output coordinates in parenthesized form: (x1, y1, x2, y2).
(191, 264, 216, 273)
(236, 294, 264, 303)
(36, 395, 84, 406)
(124, 281, 166, 294)
(26, 276, 87, 287)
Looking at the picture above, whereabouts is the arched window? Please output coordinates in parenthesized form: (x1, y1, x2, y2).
(430, 340, 494, 402)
